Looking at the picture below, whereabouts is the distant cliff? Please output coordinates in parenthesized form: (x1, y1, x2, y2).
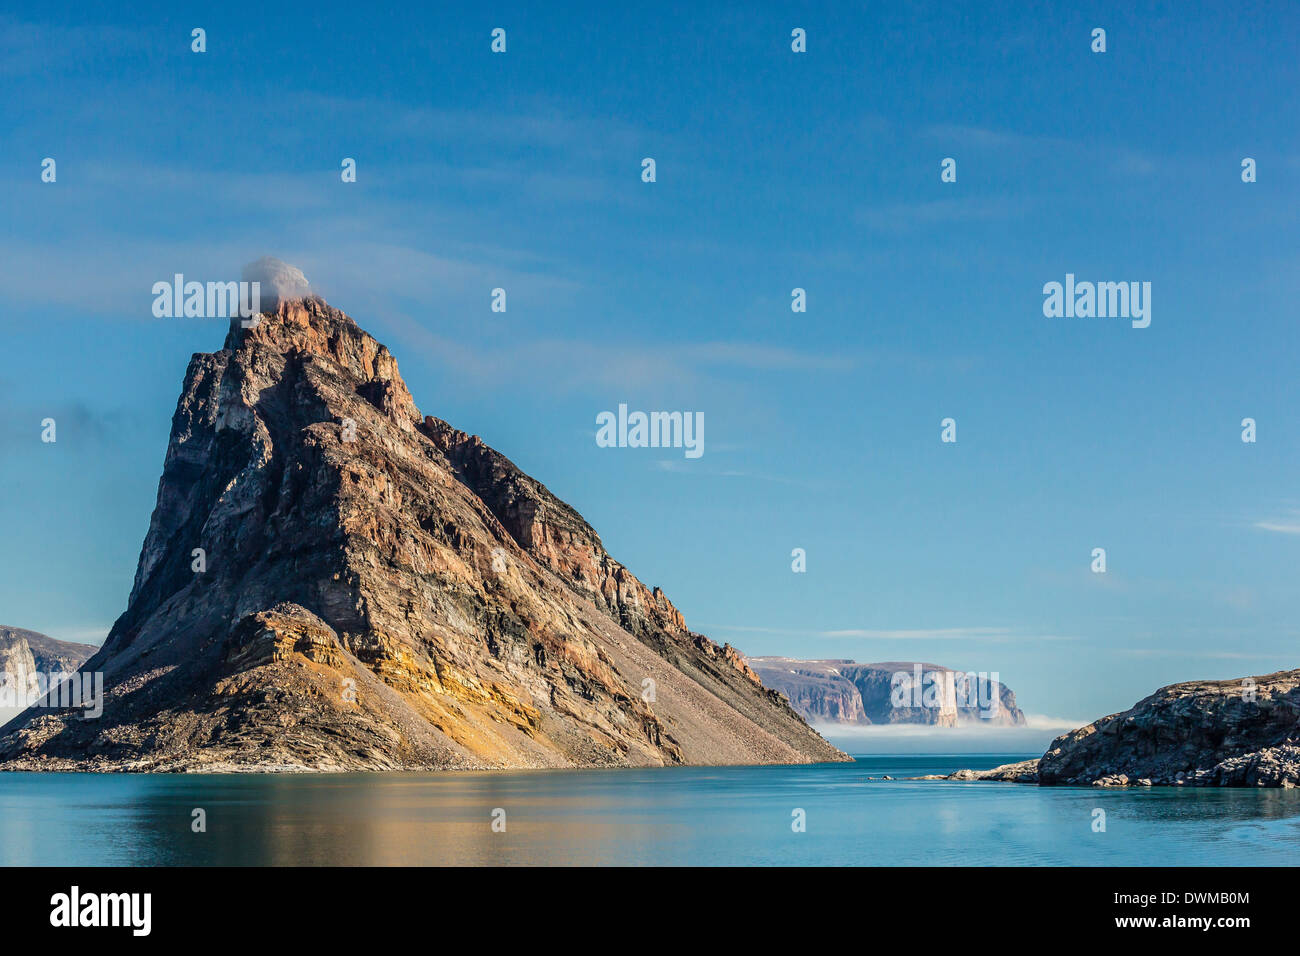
(0, 627, 98, 674)
(1, 629, 96, 681)
(0, 633, 37, 711)
(0, 627, 97, 725)
(746, 658, 1026, 727)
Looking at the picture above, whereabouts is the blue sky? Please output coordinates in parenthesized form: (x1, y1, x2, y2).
(2, 1, 1298, 727)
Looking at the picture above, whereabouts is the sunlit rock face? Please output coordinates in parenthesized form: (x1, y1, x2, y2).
(0, 293, 846, 772)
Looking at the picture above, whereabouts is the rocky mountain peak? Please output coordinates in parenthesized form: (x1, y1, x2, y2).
(0, 289, 845, 771)
(223, 294, 418, 423)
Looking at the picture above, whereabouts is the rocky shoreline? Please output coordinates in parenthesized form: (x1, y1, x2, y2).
(918, 669, 1300, 788)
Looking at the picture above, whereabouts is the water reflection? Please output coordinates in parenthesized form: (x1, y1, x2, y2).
(1, 757, 1297, 866)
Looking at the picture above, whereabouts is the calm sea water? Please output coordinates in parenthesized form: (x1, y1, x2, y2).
(1, 754, 1296, 866)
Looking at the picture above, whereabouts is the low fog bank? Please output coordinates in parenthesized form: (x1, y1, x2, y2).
(820, 716, 1084, 756)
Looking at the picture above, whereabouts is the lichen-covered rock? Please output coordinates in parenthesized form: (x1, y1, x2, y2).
(0, 287, 846, 773)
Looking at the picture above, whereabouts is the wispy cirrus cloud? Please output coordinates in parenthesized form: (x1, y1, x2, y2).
(856, 196, 1034, 231)
(1117, 648, 1290, 661)
(0, 16, 151, 77)
(1254, 509, 1300, 534)
(705, 624, 1077, 643)
(922, 122, 1216, 181)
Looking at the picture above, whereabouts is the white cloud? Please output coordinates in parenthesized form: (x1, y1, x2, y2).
(706, 624, 1077, 643)
(1254, 512, 1300, 534)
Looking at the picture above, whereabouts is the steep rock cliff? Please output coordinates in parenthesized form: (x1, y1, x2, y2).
(747, 657, 1026, 727)
(0, 289, 845, 772)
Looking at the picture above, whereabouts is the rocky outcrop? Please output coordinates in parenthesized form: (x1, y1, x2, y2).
(747, 657, 1026, 727)
(1037, 670, 1300, 788)
(0, 275, 846, 772)
(914, 758, 1041, 783)
(934, 668, 1300, 788)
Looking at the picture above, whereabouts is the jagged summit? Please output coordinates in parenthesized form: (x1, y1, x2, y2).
(1, 291, 846, 771)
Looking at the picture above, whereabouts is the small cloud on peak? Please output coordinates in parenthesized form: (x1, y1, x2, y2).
(242, 257, 311, 306)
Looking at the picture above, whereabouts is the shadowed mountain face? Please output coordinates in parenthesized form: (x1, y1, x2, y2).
(747, 658, 1027, 727)
(0, 296, 846, 772)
